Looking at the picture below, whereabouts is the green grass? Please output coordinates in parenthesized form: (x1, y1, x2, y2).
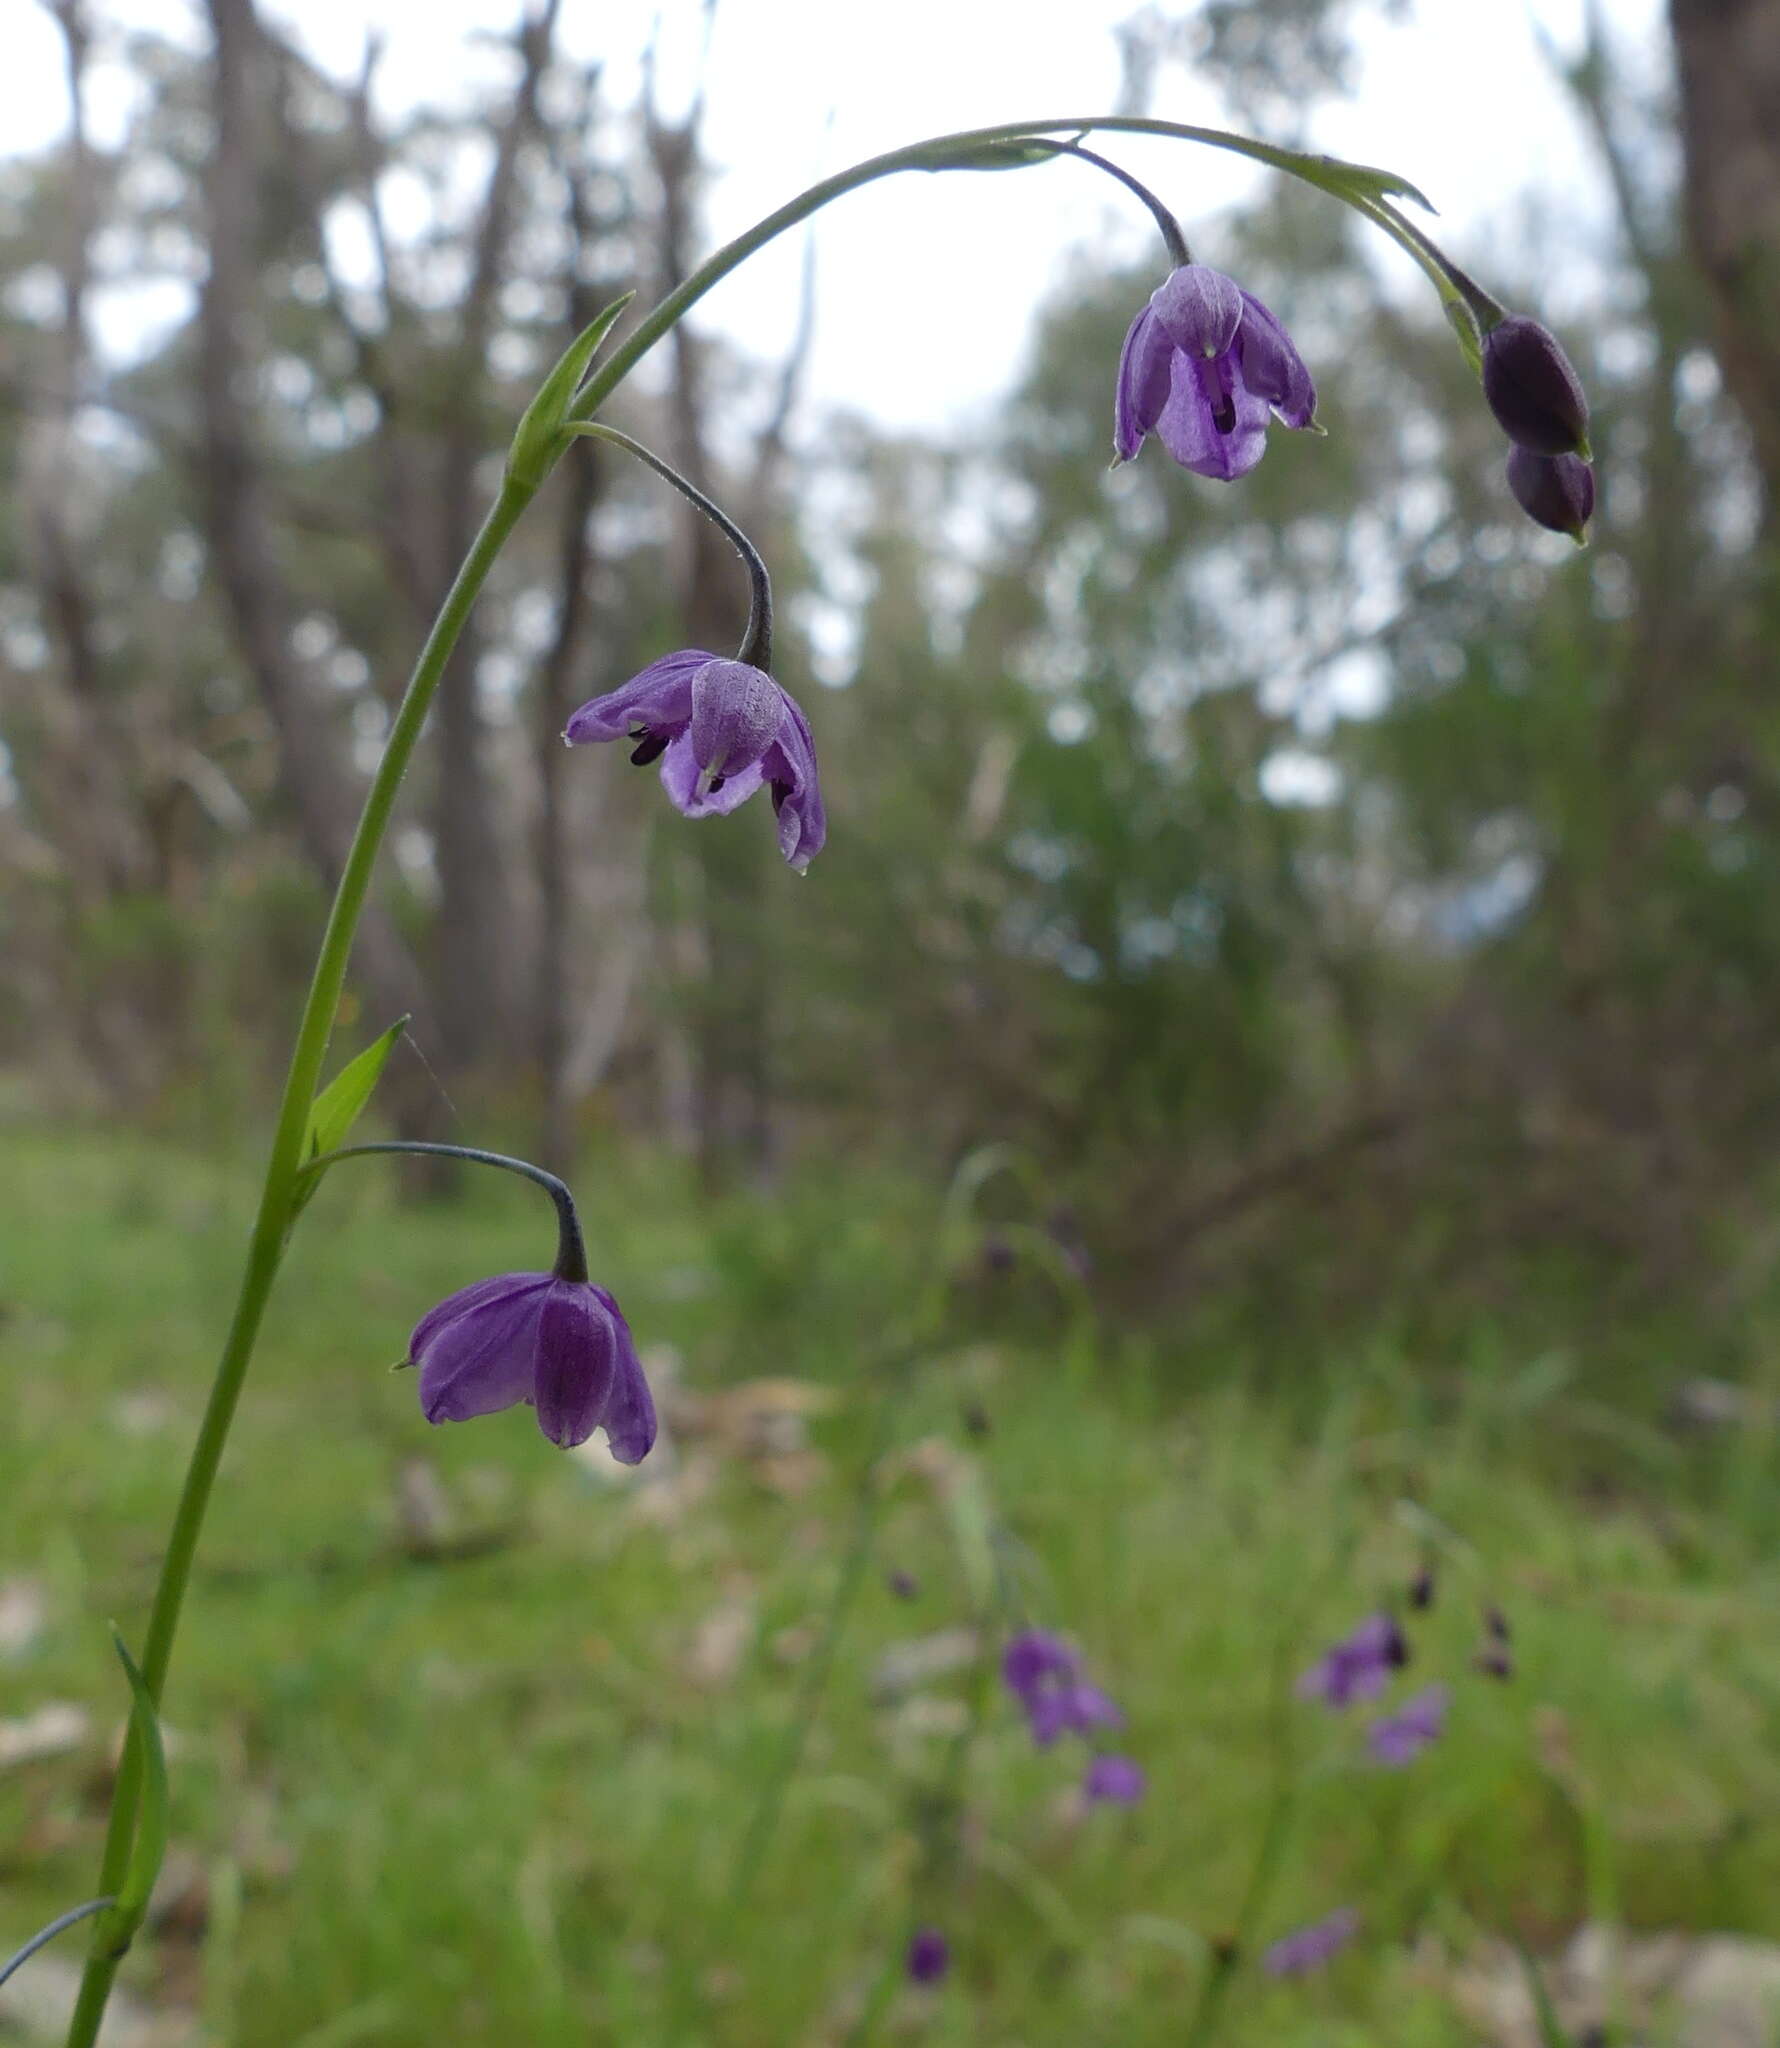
(5, 1126, 1780, 2045)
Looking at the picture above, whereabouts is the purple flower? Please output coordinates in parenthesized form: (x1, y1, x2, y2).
(1114, 262, 1317, 480)
(1482, 314, 1589, 457)
(1297, 1613, 1407, 1710)
(1366, 1683, 1449, 1766)
(1506, 447, 1595, 542)
(408, 1272, 656, 1457)
(1002, 1631, 1123, 1746)
(1262, 1907, 1360, 1979)
(1083, 1753, 1146, 1805)
(905, 1926, 950, 1985)
(887, 1569, 920, 1600)
(565, 649, 825, 871)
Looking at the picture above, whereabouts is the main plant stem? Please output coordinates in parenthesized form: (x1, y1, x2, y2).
(65, 482, 529, 2048)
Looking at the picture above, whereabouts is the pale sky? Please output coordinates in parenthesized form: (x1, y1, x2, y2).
(7, 0, 1670, 433)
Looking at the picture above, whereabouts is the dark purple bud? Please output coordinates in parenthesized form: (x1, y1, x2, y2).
(1506, 448, 1595, 541)
(962, 1400, 992, 1440)
(1483, 314, 1590, 457)
(1409, 1564, 1436, 1611)
(408, 1272, 655, 1459)
(1474, 1646, 1514, 1681)
(1083, 1753, 1146, 1804)
(905, 1926, 950, 1985)
(982, 1234, 1017, 1274)
(1262, 1908, 1360, 1979)
(1484, 1604, 1511, 1643)
(887, 1569, 919, 1600)
(1365, 1683, 1449, 1767)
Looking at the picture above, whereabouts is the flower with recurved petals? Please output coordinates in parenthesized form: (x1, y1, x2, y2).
(566, 649, 825, 871)
(1366, 1683, 1449, 1767)
(1297, 1613, 1408, 1709)
(1263, 1907, 1360, 1979)
(1083, 1753, 1146, 1805)
(1115, 262, 1317, 480)
(409, 1272, 655, 1457)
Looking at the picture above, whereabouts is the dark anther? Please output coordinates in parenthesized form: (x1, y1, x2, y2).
(770, 778, 792, 815)
(629, 728, 669, 767)
(1211, 391, 1237, 435)
(708, 774, 727, 794)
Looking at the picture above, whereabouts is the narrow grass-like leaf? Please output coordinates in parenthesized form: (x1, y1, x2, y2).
(506, 294, 635, 486)
(294, 1015, 408, 1216)
(94, 1628, 169, 1958)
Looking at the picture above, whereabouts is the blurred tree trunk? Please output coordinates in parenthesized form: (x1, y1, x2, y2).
(1670, 0, 1780, 520)
(197, 0, 426, 1047)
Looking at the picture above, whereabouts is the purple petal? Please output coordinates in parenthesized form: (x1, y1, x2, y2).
(1113, 305, 1175, 463)
(1366, 1683, 1449, 1766)
(1149, 264, 1243, 359)
(591, 1286, 657, 1465)
(1002, 1630, 1078, 1701)
(532, 1281, 619, 1448)
(761, 695, 826, 870)
(1263, 1907, 1360, 1979)
(409, 1271, 548, 1360)
(1083, 1753, 1146, 1804)
(564, 647, 716, 746)
(658, 730, 766, 817)
(1236, 291, 1317, 429)
(690, 660, 784, 777)
(1155, 352, 1270, 481)
(415, 1278, 554, 1424)
(905, 1926, 950, 1985)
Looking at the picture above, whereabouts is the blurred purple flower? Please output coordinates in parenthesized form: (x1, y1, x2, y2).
(905, 1926, 950, 1985)
(887, 1569, 920, 1601)
(1297, 1614, 1407, 1710)
(1262, 1907, 1360, 1979)
(1114, 262, 1317, 480)
(1366, 1683, 1449, 1767)
(1002, 1631, 1123, 1747)
(565, 649, 825, 870)
(1482, 314, 1589, 457)
(1083, 1753, 1146, 1804)
(408, 1273, 655, 1458)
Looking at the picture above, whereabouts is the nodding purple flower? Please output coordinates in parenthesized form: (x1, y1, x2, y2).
(1083, 1753, 1146, 1805)
(1003, 1630, 1124, 1746)
(565, 649, 825, 871)
(1506, 447, 1595, 542)
(1297, 1613, 1408, 1710)
(1114, 262, 1317, 480)
(905, 1926, 950, 1985)
(409, 1273, 655, 1458)
(1262, 1907, 1360, 1979)
(1482, 314, 1589, 457)
(1366, 1683, 1450, 1767)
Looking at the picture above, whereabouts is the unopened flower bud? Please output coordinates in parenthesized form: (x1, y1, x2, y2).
(1506, 447, 1595, 543)
(1483, 315, 1590, 457)
(905, 1926, 950, 1985)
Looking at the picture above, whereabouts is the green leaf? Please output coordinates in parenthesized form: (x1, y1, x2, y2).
(914, 138, 1071, 173)
(94, 1628, 169, 1958)
(505, 292, 636, 488)
(942, 1454, 997, 1611)
(294, 1015, 408, 1216)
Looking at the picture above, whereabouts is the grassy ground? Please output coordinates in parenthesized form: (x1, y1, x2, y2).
(4, 1126, 1780, 2046)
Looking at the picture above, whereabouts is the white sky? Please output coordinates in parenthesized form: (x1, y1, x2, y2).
(7, 0, 1668, 431)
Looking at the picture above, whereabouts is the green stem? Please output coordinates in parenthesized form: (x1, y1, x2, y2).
(64, 479, 532, 2048)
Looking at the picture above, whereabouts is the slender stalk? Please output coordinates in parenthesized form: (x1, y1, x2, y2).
(0, 1901, 114, 1990)
(64, 479, 531, 2048)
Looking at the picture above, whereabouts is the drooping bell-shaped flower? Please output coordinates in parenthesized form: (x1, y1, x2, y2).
(1114, 262, 1317, 480)
(566, 650, 826, 871)
(905, 1926, 951, 1985)
(409, 1274, 656, 1459)
(1296, 1613, 1408, 1709)
(1262, 1907, 1360, 1979)
(1002, 1629, 1125, 1746)
(1506, 447, 1595, 542)
(1082, 1753, 1147, 1805)
(1365, 1683, 1449, 1767)
(1482, 314, 1589, 457)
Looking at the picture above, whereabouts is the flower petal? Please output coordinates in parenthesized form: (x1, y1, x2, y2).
(1155, 353, 1270, 481)
(564, 647, 717, 745)
(416, 1278, 554, 1423)
(1149, 264, 1243, 358)
(690, 660, 784, 777)
(532, 1281, 618, 1448)
(762, 696, 826, 870)
(658, 730, 767, 817)
(1113, 305, 1174, 463)
(591, 1285, 657, 1464)
(1236, 292, 1317, 429)
(409, 1271, 548, 1360)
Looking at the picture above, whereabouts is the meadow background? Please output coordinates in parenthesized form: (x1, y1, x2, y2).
(6, 0, 1780, 2041)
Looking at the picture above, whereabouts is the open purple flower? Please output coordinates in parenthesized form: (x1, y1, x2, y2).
(409, 1272, 656, 1458)
(565, 649, 825, 871)
(1297, 1613, 1407, 1709)
(905, 1926, 950, 1985)
(1083, 1753, 1146, 1805)
(1262, 1907, 1360, 1979)
(1114, 262, 1317, 480)
(1366, 1683, 1449, 1766)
